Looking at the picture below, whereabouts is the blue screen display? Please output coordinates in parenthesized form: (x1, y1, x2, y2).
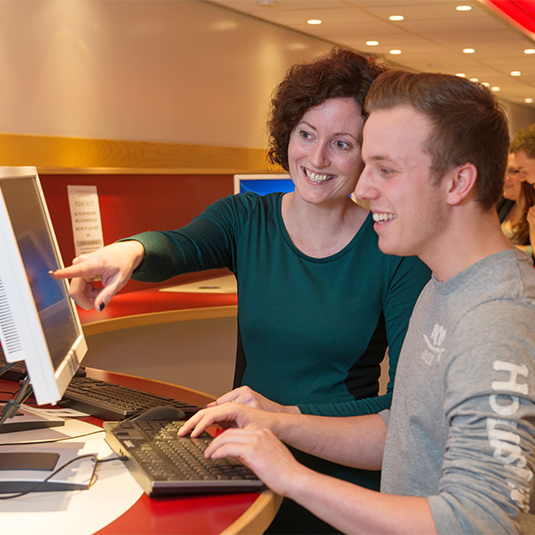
(238, 178, 294, 196)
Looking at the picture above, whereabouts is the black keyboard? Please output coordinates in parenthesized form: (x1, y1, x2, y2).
(0, 351, 201, 421)
(0, 348, 27, 382)
(104, 419, 264, 496)
(0, 350, 86, 382)
(62, 377, 202, 421)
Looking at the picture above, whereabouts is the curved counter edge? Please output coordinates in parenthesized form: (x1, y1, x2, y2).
(82, 305, 238, 336)
(221, 491, 282, 535)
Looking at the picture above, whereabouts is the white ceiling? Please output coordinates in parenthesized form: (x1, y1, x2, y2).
(208, 0, 535, 109)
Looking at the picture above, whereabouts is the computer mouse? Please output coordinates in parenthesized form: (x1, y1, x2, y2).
(74, 365, 87, 378)
(132, 406, 186, 422)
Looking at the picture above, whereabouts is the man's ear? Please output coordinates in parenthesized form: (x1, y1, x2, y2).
(446, 163, 477, 206)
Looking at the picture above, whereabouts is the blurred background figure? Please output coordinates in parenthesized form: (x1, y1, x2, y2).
(503, 127, 535, 259)
(511, 123, 535, 187)
(498, 153, 534, 258)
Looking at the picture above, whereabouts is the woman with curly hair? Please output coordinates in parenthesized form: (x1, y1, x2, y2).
(52, 48, 430, 533)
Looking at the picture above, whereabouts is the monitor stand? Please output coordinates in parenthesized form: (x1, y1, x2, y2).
(0, 443, 97, 493)
(0, 404, 65, 434)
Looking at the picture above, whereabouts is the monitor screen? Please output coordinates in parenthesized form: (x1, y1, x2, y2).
(234, 173, 361, 205)
(233, 174, 293, 196)
(0, 167, 87, 406)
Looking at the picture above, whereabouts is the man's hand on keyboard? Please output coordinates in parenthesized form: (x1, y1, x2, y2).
(203, 427, 312, 497)
(178, 402, 281, 438)
(206, 386, 301, 414)
(178, 402, 322, 496)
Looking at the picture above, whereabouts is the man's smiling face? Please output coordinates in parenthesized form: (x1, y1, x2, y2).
(355, 105, 450, 263)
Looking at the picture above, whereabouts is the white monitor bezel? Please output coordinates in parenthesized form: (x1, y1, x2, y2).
(0, 166, 87, 405)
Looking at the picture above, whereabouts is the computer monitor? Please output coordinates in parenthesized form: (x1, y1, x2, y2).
(233, 173, 293, 195)
(233, 173, 360, 203)
(0, 167, 87, 408)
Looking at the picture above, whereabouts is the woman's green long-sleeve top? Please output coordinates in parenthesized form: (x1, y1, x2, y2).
(128, 192, 431, 417)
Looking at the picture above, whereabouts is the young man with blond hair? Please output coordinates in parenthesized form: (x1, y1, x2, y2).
(180, 71, 535, 534)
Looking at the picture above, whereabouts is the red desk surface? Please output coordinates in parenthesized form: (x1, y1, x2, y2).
(0, 370, 280, 535)
(77, 286, 238, 336)
(97, 492, 262, 535)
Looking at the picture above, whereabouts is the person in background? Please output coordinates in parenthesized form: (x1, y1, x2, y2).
(179, 71, 535, 534)
(51, 47, 430, 534)
(498, 152, 535, 259)
(506, 125, 535, 261)
(512, 123, 535, 187)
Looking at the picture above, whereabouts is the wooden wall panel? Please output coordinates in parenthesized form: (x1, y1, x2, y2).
(0, 133, 273, 174)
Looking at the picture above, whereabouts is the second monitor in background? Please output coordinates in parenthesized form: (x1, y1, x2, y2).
(233, 174, 293, 196)
(233, 173, 361, 204)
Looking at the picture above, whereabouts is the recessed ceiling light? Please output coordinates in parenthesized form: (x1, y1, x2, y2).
(366, 41, 379, 46)
(212, 21, 238, 31)
(463, 48, 475, 54)
(491, 86, 501, 92)
(456, 73, 466, 78)
(307, 19, 322, 25)
(287, 42, 307, 51)
(256, 0, 278, 5)
(456, 5, 472, 11)
(511, 71, 522, 76)
(481, 82, 490, 87)
(525, 98, 534, 103)
(524, 49, 535, 55)
(389, 15, 404, 21)
(389, 49, 402, 55)
(469, 77, 479, 82)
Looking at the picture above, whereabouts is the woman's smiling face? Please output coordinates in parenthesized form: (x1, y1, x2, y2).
(288, 97, 365, 206)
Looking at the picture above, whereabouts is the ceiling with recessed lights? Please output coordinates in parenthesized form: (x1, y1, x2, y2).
(208, 0, 535, 109)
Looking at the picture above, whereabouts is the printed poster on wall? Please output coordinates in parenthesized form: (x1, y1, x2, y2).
(67, 185, 104, 257)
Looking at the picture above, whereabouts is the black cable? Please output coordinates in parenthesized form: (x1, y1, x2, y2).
(0, 453, 97, 499)
(18, 380, 33, 405)
(97, 456, 128, 464)
(0, 376, 33, 426)
(0, 453, 128, 500)
(0, 361, 22, 378)
(0, 388, 21, 403)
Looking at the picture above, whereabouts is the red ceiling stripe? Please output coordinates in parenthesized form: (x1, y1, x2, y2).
(485, 0, 535, 33)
